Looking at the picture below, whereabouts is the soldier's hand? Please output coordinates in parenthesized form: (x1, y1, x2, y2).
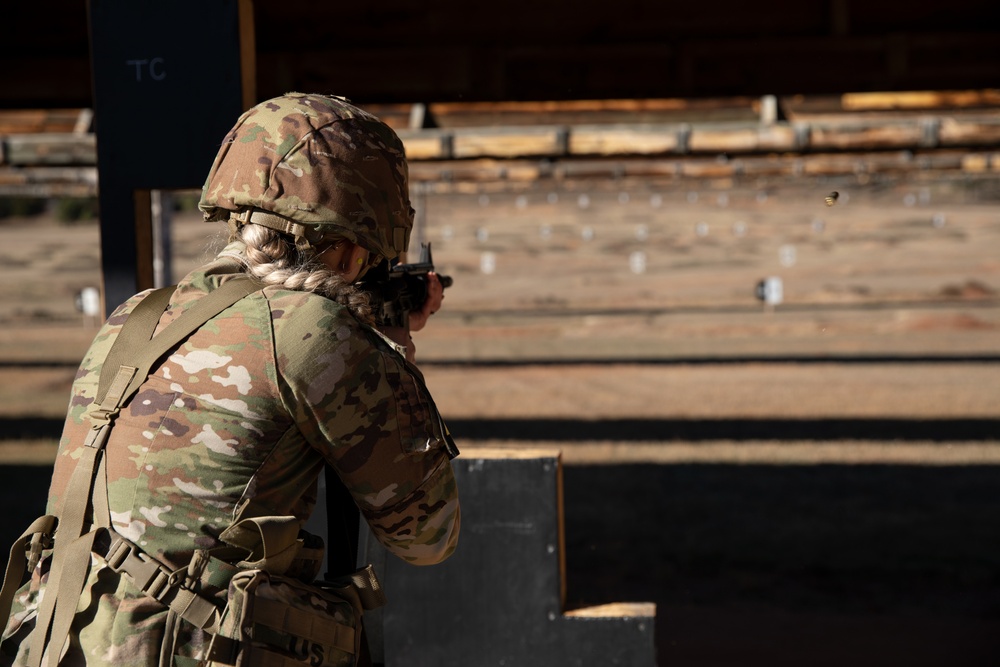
(408, 272, 444, 333)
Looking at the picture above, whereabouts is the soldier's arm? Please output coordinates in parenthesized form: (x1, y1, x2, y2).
(276, 296, 459, 565)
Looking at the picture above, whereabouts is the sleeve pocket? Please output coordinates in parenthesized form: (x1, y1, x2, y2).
(381, 351, 443, 455)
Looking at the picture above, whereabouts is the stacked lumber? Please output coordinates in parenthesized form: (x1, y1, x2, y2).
(1, 92, 999, 196)
(0, 109, 96, 197)
(0, 109, 90, 135)
(397, 117, 1000, 161)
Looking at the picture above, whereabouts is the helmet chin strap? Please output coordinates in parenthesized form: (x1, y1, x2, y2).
(228, 209, 326, 251)
(228, 208, 389, 270)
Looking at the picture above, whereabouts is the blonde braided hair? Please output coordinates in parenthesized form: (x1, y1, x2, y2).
(237, 223, 374, 324)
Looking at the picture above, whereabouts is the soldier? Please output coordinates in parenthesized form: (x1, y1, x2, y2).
(0, 93, 459, 666)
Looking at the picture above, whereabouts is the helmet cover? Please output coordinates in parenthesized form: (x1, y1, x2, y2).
(199, 92, 413, 260)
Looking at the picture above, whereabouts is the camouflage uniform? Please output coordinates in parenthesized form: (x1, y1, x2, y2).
(0, 94, 459, 666)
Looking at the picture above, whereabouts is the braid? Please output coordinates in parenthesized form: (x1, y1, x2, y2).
(237, 224, 374, 324)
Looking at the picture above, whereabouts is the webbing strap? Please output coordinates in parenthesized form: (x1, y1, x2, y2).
(230, 209, 325, 245)
(118, 277, 262, 404)
(26, 447, 101, 666)
(95, 286, 173, 405)
(99, 531, 220, 631)
(27, 276, 260, 667)
(36, 531, 100, 664)
(252, 597, 356, 654)
(348, 565, 388, 612)
(0, 516, 56, 629)
(219, 516, 305, 576)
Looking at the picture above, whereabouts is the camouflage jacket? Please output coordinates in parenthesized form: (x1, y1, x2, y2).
(1, 248, 460, 666)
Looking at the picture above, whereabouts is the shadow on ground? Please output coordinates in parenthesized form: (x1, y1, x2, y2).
(2, 464, 998, 666)
(563, 464, 1000, 666)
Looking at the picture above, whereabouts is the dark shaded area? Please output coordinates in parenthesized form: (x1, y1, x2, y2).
(6, 352, 1000, 370)
(426, 353, 1000, 367)
(3, 1, 1000, 106)
(2, 463, 999, 665)
(0, 417, 64, 441)
(5, 415, 1000, 444)
(380, 456, 655, 666)
(0, 466, 52, 557)
(563, 464, 1000, 666)
(7, 416, 1000, 443)
(447, 417, 1000, 442)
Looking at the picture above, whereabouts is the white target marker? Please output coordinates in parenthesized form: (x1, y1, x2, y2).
(779, 244, 797, 267)
(480, 252, 497, 274)
(629, 251, 647, 274)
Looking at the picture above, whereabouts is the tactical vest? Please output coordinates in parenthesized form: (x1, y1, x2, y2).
(0, 273, 384, 667)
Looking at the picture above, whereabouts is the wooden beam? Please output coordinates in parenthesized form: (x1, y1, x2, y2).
(570, 126, 683, 156)
(2, 134, 95, 165)
(452, 127, 565, 159)
(238, 0, 257, 109)
(843, 89, 1000, 111)
(133, 190, 154, 293)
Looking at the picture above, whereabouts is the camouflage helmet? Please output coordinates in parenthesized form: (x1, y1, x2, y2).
(199, 92, 413, 261)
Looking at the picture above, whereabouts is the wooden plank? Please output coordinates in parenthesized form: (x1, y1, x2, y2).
(133, 190, 155, 294)
(565, 602, 657, 618)
(452, 447, 562, 459)
(362, 103, 419, 132)
(961, 154, 992, 173)
(238, 0, 256, 110)
(570, 125, 682, 156)
(0, 166, 98, 197)
(688, 124, 798, 153)
(0, 109, 85, 134)
(939, 118, 1000, 146)
(678, 161, 738, 179)
(452, 127, 564, 158)
(398, 130, 449, 160)
(842, 89, 1000, 111)
(808, 122, 926, 150)
(428, 97, 760, 127)
(3, 134, 95, 165)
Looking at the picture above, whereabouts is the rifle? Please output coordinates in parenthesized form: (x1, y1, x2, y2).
(360, 243, 453, 328)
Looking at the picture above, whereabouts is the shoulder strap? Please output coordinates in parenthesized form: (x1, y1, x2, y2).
(101, 276, 263, 417)
(95, 285, 174, 404)
(21, 276, 261, 667)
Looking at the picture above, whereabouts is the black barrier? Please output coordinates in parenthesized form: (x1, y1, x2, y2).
(87, 0, 254, 315)
(370, 451, 657, 666)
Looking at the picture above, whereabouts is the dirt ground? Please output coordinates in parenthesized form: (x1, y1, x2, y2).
(1, 171, 998, 665)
